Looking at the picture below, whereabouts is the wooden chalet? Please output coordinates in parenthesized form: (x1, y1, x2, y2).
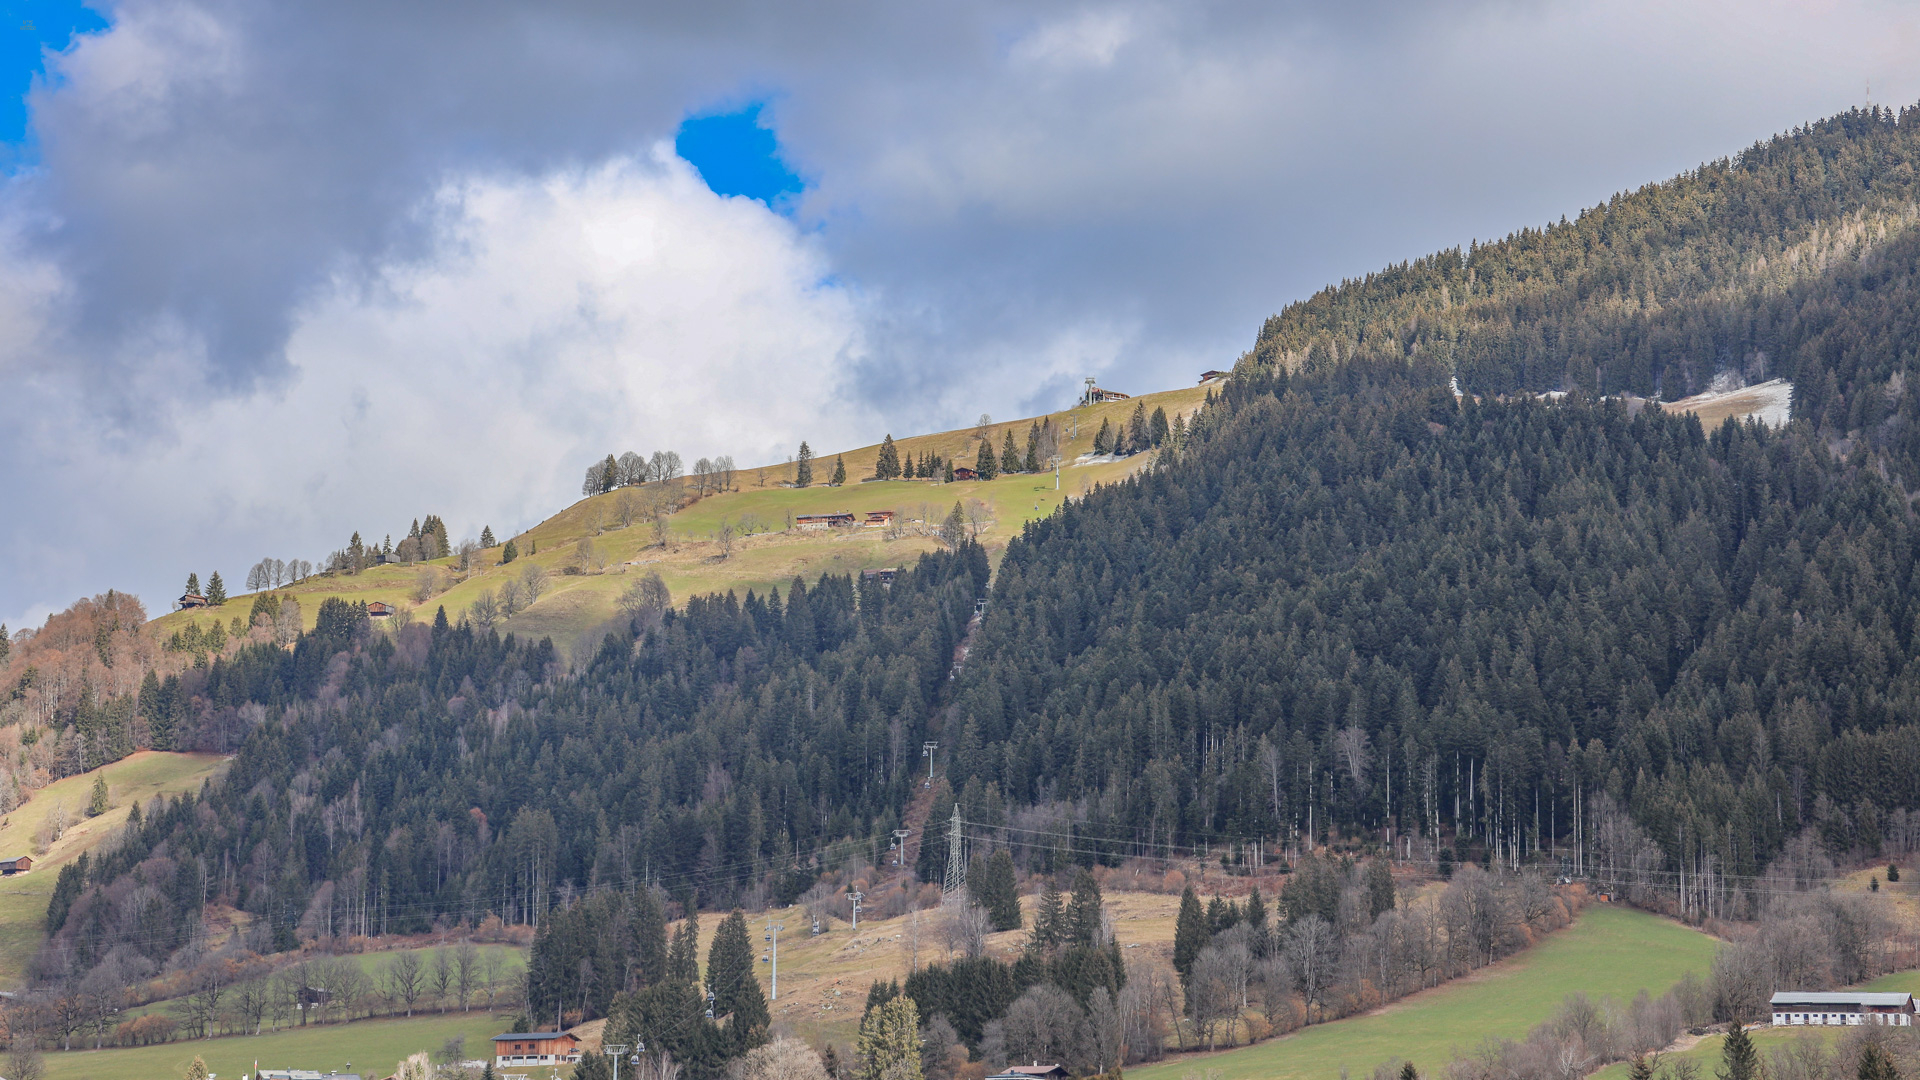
(176, 593, 209, 610)
(1772, 992, 1916, 1026)
(794, 512, 857, 531)
(1198, 369, 1231, 382)
(861, 568, 899, 587)
(952, 467, 979, 481)
(863, 510, 895, 528)
(493, 1030, 583, 1067)
(0, 856, 33, 875)
(366, 601, 395, 618)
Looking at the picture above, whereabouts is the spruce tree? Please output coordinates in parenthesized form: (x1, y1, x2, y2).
(1719, 1023, 1758, 1080)
(1172, 884, 1209, 983)
(1367, 858, 1396, 917)
(876, 435, 900, 480)
(980, 849, 1022, 931)
(632, 888, 669, 988)
(795, 442, 814, 487)
(501, 539, 518, 564)
(942, 458, 954, 483)
(88, 773, 108, 817)
(1067, 868, 1105, 945)
(1150, 406, 1170, 446)
(1024, 422, 1041, 473)
(600, 454, 619, 494)
(1400, 1064, 1419, 1080)
(1092, 417, 1113, 454)
(348, 531, 366, 573)
(1001, 430, 1021, 474)
(1858, 1042, 1898, 1080)
(481, 526, 496, 547)
(832, 455, 847, 486)
(1030, 877, 1065, 951)
(1126, 401, 1148, 453)
(668, 914, 700, 984)
(708, 910, 769, 1047)
(205, 571, 227, 605)
(856, 995, 922, 1080)
(974, 438, 998, 480)
(1245, 885, 1270, 955)
(186, 572, 201, 597)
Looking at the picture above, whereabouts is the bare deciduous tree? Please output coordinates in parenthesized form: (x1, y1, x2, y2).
(521, 563, 550, 604)
(469, 591, 500, 631)
(382, 951, 424, 1017)
(717, 518, 737, 560)
(498, 578, 524, 617)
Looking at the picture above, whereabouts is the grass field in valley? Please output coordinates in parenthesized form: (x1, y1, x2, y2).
(41, 1010, 512, 1080)
(1132, 904, 1720, 1080)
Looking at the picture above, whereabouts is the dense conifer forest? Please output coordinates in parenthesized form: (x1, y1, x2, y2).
(32, 104, 1920, 1048)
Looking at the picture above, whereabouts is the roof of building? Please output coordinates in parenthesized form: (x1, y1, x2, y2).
(492, 1030, 576, 1041)
(1771, 992, 1914, 1006)
(989, 1066, 1068, 1077)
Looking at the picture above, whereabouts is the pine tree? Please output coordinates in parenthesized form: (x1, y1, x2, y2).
(633, 888, 669, 988)
(205, 571, 227, 605)
(87, 772, 108, 817)
(668, 914, 700, 983)
(1066, 868, 1105, 945)
(1367, 859, 1396, 917)
(974, 438, 998, 481)
(942, 458, 954, 483)
(708, 909, 769, 1047)
(481, 526, 496, 547)
(348, 531, 366, 573)
(1858, 1041, 1898, 1080)
(1719, 1023, 1758, 1080)
(978, 849, 1022, 931)
(501, 539, 518, 564)
(600, 454, 619, 494)
(185, 572, 201, 597)
(1173, 884, 1209, 983)
(1092, 417, 1113, 454)
(1245, 885, 1270, 955)
(832, 455, 847, 487)
(1001, 430, 1021, 474)
(905, 452, 919, 480)
(795, 442, 814, 487)
(856, 995, 922, 1080)
(1400, 1064, 1420, 1080)
(1150, 406, 1170, 446)
(1030, 877, 1064, 951)
(1024, 422, 1041, 473)
(1126, 401, 1148, 454)
(876, 435, 901, 480)
(940, 503, 966, 549)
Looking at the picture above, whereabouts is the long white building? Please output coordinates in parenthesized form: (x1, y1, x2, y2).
(1771, 992, 1915, 1026)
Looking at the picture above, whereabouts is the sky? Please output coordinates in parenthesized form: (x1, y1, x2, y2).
(1, 0, 1917, 628)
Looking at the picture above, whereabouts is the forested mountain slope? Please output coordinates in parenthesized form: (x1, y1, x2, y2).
(1253, 105, 1920, 488)
(954, 359, 1915, 890)
(34, 103, 1920, 1019)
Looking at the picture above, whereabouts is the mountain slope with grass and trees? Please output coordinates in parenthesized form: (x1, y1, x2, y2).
(17, 101, 1920, 1078)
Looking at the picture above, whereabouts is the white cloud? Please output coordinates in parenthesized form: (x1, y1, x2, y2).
(1, 148, 868, 623)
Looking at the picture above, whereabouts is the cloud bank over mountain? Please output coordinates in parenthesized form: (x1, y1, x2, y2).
(1, 0, 1915, 623)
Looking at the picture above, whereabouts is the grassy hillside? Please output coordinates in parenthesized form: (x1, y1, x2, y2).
(0, 752, 228, 987)
(149, 382, 1214, 657)
(42, 1010, 510, 1080)
(1129, 905, 1719, 1080)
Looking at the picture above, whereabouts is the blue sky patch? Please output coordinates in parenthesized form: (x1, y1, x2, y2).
(1, 0, 108, 147)
(675, 102, 805, 208)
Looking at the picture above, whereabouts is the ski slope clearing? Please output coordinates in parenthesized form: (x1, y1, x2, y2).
(1661, 378, 1793, 429)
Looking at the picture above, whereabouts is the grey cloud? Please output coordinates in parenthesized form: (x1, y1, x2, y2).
(4, 0, 1918, 621)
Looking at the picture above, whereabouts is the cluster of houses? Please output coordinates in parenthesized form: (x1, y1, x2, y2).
(1771, 992, 1916, 1026)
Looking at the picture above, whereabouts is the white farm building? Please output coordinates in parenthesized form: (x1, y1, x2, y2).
(1771, 992, 1916, 1026)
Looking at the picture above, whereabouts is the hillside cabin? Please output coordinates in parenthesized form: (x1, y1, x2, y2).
(1198, 369, 1231, 382)
(0, 856, 33, 875)
(987, 1066, 1069, 1080)
(176, 593, 208, 610)
(1081, 385, 1130, 405)
(794, 513, 856, 531)
(1771, 992, 1916, 1026)
(864, 510, 895, 528)
(494, 1030, 583, 1067)
(952, 467, 979, 481)
(861, 568, 899, 587)
(366, 601, 395, 618)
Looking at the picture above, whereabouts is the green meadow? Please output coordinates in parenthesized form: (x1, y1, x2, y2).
(1132, 905, 1721, 1080)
